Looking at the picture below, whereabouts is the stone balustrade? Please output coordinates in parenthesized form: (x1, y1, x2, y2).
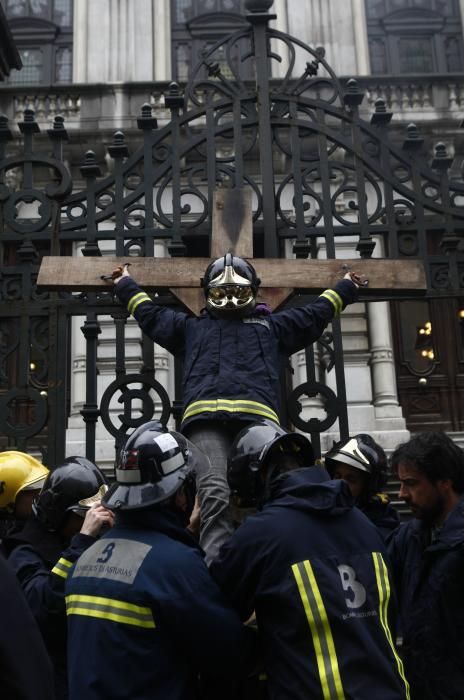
(1, 74, 463, 133)
(350, 74, 464, 119)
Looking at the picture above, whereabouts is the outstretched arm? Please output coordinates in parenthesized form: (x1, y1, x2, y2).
(107, 263, 188, 354)
(269, 272, 361, 355)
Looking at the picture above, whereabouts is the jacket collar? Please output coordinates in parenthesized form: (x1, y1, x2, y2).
(414, 497, 464, 552)
(115, 506, 203, 553)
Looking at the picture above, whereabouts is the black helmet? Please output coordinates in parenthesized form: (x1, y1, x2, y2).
(102, 421, 200, 512)
(33, 457, 108, 532)
(228, 420, 314, 508)
(324, 434, 388, 496)
(202, 253, 260, 318)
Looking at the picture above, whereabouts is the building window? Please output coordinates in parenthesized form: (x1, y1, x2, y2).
(171, 0, 247, 82)
(366, 0, 464, 74)
(4, 0, 73, 84)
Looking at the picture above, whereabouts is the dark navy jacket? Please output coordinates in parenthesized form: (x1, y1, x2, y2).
(361, 494, 401, 540)
(115, 277, 357, 429)
(65, 508, 250, 700)
(0, 553, 55, 700)
(210, 468, 410, 700)
(6, 519, 97, 698)
(388, 500, 464, 700)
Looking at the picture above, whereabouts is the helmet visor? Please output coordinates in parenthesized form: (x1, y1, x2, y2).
(207, 284, 254, 311)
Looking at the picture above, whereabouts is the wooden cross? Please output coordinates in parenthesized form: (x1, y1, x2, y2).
(37, 188, 426, 312)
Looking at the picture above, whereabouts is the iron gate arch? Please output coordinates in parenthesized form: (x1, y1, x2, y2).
(1, 2, 464, 465)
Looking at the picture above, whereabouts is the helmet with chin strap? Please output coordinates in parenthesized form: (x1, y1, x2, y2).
(324, 433, 388, 497)
(202, 253, 260, 318)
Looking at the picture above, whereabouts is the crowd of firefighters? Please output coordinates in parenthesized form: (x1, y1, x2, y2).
(1, 254, 462, 700)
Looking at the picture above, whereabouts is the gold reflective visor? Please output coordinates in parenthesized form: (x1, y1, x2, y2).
(208, 285, 253, 302)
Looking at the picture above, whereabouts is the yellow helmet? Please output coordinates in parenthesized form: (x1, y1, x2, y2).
(0, 451, 49, 512)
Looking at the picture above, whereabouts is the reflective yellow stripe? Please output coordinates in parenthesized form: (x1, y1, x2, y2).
(182, 399, 279, 424)
(52, 558, 73, 579)
(292, 561, 345, 700)
(66, 594, 155, 629)
(372, 553, 410, 700)
(127, 292, 152, 316)
(320, 289, 343, 316)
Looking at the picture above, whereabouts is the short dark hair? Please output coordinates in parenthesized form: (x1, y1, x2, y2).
(390, 432, 464, 493)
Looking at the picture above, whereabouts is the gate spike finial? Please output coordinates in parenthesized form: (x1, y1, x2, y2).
(371, 98, 392, 126)
(164, 82, 184, 110)
(19, 108, 40, 134)
(343, 79, 365, 108)
(108, 130, 129, 159)
(432, 142, 453, 171)
(402, 123, 424, 150)
(80, 150, 101, 178)
(137, 102, 158, 130)
(47, 114, 69, 141)
(0, 113, 12, 141)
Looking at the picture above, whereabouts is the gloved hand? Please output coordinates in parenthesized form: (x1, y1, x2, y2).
(111, 263, 131, 284)
(343, 270, 366, 288)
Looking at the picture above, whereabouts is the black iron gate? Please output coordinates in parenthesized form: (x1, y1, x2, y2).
(1, 1, 464, 465)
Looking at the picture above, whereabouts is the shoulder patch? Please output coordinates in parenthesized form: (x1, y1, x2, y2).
(72, 538, 151, 584)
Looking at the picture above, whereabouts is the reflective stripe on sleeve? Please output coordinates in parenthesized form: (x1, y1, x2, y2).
(292, 560, 346, 700)
(66, 594, 156, 629)
(127, 292, 152, 316)
(372, 553, 410, 700)
(52, 557, 73, 580)
(182, 398, 279, 424)
(319, 290, 343, 316)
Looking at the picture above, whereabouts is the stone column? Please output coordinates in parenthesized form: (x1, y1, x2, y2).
(351, 0, 370, 75)
(286, 0, 369, 76)
(459, 1, 464, 37)
(366, 237, 408, 447)
(154, 0, 172, 80)
(73, 0, 164, 83)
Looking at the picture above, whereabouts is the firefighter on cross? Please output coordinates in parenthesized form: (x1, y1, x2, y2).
(110, 253, 363, 562)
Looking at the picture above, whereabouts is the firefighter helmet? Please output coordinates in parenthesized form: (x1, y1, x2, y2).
(102, 421, 199, 512)
(324, 434, 388, 496)
(0, 451, 49, 512)
(203, 253, 260, 318)
(227, 420, 314, 508)
(33, 457, 107, 531)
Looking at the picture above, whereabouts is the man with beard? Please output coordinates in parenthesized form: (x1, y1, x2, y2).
(389, 431, 464, 700)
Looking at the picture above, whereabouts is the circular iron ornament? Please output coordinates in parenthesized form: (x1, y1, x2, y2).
(100, 374, 171, 439)
(287, 381, 339, 433)
(0, 387, 48, 438)
(4, 190, 51, 234)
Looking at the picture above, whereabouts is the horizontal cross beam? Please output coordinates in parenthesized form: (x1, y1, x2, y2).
(38, 256, 426, 314)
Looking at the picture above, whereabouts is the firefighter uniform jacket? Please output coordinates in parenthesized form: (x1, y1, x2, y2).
(114, 277, 357, 430)
(361, 494, 401, 541)
(210, 468, 411, 700)
(0, 554, 55, 700)
(6, 518, 97, 698)
(387, 499, 464, 700)
(65, 508, 250, 700)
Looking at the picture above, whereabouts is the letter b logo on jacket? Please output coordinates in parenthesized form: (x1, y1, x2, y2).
(337, 564, 367, 609)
